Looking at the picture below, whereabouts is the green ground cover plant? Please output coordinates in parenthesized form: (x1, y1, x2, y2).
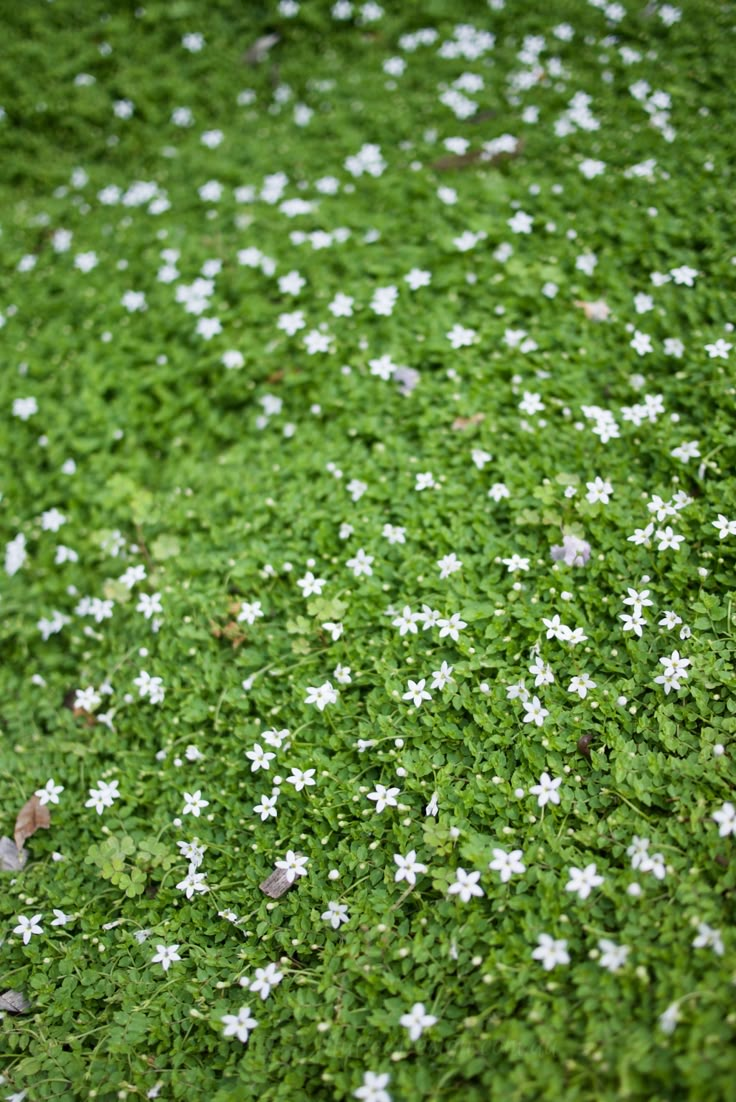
(1, 0, 735, 1099)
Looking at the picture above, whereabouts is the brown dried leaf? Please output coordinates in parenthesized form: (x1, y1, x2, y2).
(0, 990, 31, 1013)
(0, 835, 27, 871)
(432, 150, 484, 172)
(14, 795, 50, 853)
(259, 868, 293, 898)
(432, 138, 523, 172)
(452, 413, 485, 431)
(577, 733, 594, 760)
(574, 299, 611, 322)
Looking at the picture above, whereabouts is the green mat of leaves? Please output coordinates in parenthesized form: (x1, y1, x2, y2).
(1, 1, 735, 1099)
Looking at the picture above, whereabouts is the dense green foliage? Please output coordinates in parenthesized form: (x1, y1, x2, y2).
(1, 1, 735, 1099)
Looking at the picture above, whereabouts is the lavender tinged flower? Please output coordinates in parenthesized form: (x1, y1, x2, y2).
(393, 366, 420, 396)
(551, 534, 591, 567)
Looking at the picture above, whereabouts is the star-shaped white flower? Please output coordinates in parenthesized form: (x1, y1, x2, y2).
(393, 850, 428, 887)
(367, 784, 400, 813)
(13, 913, 43, 944)
(150, 944, 181, 971)
(530, 772, 562, 808)
(399, 1002, 438, 1042)
(565, 863, 605, 900)
(488, 848, 525, 883)
(402, 678, 432, 708)
(532, 933, 569, 970)
(448, 868, 484, 902)
(221, 1006, 258, 1043)
(275, 850, 309, 884)
(304, 680, 339, 711)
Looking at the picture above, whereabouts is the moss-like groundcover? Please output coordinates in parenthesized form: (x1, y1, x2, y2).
(1, 1, 735, 1099)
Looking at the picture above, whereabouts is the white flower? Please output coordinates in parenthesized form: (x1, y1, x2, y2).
(367, 784, 400, 813)
(655, 526, 685, 551)
(75, 686, 101, 712)
(400, 1002, 438, 1042)
(437, 612, 467, 641)
(248, 962, 284, 999)
(136, 592, 163, 619)
(654, 650, 690, 693)
(508, 210, 533, 233)
(221, 1006, 258, 1043)
(416, 604, 441, 630)
(437, 552, 462, 578)
(181, 790, 209, 817)
(13, 913, 43, 944)
(446, 324, 477, 349)
(630, 330, 652, 355)
(488, 848, 525, 882)
(321, 901, 350, 929)
(85, 779, 120, 814)
(354, 1071, 392, 1102)
(346, 548, 374, 576)
(13, 397, 38, 420)
(430, 662, 454, 691)
(402, 678, 432, 708)
(393, 850, 428, 887)
(297, 570, 326, 596)
(692, 922, 724, 956)
(275, 850, 309, 883)
(253, 794, 278, 821)
(176, 868, 209, 899)
(530, 772, 562, 808)
(627, 835, 651, 870)
(704, 339, 731, 359)
(393, 605, 419, 635)
(502, 554, 529, 573)
(245, 743, 276, 772)
(713, 801, 736, 837)
(286, 767, 316, 792)
(567, 674, 596, 699)
(382, 523, 406, 544)
(488, 482, 509, 502)
(238, 600, 264, 625)
(532, 933, 569, 970)
(405, 268, 431, 290)
(5, 533, 28, 575)
(522, 696, 549, 726)
(598, 939, 630, 973)
(658, 1002, 681, 1034)
(585, 477, 613, 504)
(712, 514, 736, 539)
(150, 944, 181, 971)
(529, 656, 554, 687)
(304, 681, 339, 711)
(322, 620, 344, 642)
(565, 863, 604, 900)
(448, 868, 484, 902)
(415, 471, 436, 491)
(35, 778, 64, 805)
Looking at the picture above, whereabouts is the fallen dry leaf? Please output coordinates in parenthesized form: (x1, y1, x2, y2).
(0, 835, 27, 871)
(14, 794, 50, 853)
(574, 298, 611, 322)
(0, 990, 31, 1014)
(259, 868, 295, 898)
(452, 413, 485, 431)
(242, 33, 279, 65)
(432, 138, 523, 173)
